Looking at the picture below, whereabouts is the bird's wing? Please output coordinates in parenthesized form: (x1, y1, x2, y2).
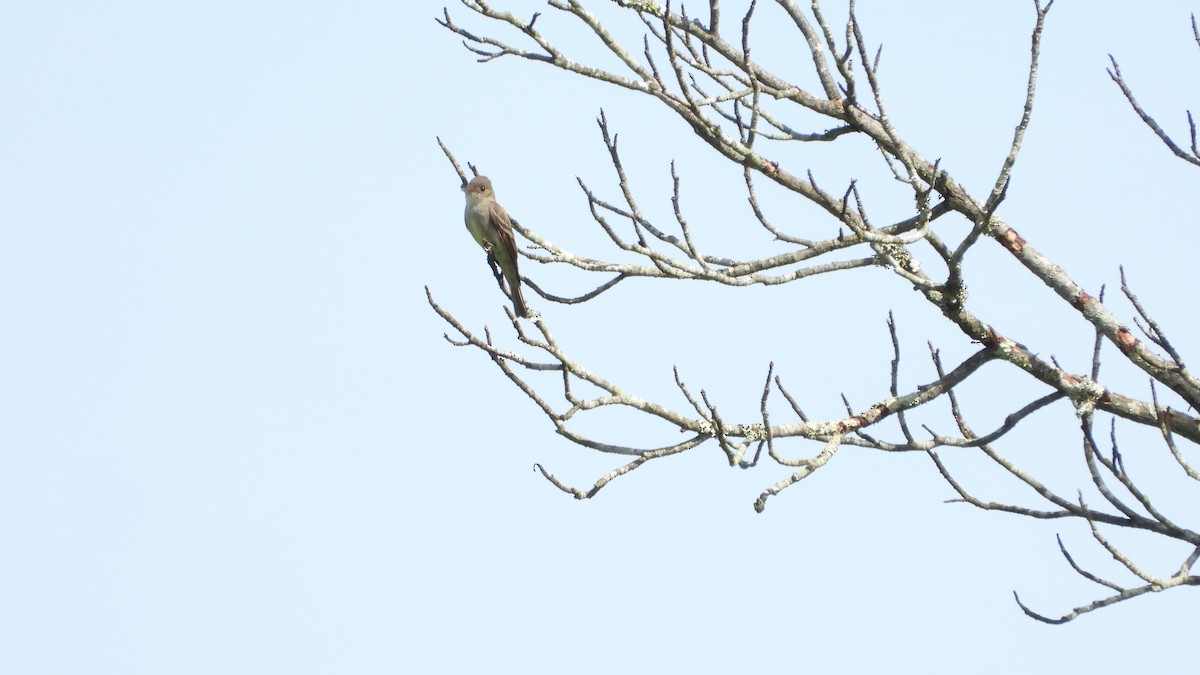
(488, 202, 520, 267)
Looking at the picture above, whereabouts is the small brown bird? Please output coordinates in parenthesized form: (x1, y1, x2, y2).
(461, 176, 530, 318)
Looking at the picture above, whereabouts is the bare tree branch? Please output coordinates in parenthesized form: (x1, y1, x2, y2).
(1107, 44, 1200, 167)
(434, 0, 1200, 622)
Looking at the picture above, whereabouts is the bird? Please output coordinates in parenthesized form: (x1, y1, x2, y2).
(462, 175, 530, 318)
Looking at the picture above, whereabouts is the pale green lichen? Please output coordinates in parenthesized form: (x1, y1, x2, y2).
(616, 0, 664, 16)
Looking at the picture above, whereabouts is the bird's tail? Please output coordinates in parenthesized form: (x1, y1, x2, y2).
(509, 276, 529, 318)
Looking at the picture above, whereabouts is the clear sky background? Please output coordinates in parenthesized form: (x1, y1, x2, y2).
(2, 1, 1198, 672)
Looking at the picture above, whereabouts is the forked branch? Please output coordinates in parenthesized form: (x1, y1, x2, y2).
(434, 0, 1200, 622)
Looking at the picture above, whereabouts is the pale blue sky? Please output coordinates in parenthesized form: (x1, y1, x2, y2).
(2, 1, 1197, 672)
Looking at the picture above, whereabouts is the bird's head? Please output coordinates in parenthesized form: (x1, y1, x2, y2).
(462, 176, 494, 205)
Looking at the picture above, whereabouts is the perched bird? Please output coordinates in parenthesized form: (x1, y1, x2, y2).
(462, 175, 530, 318)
